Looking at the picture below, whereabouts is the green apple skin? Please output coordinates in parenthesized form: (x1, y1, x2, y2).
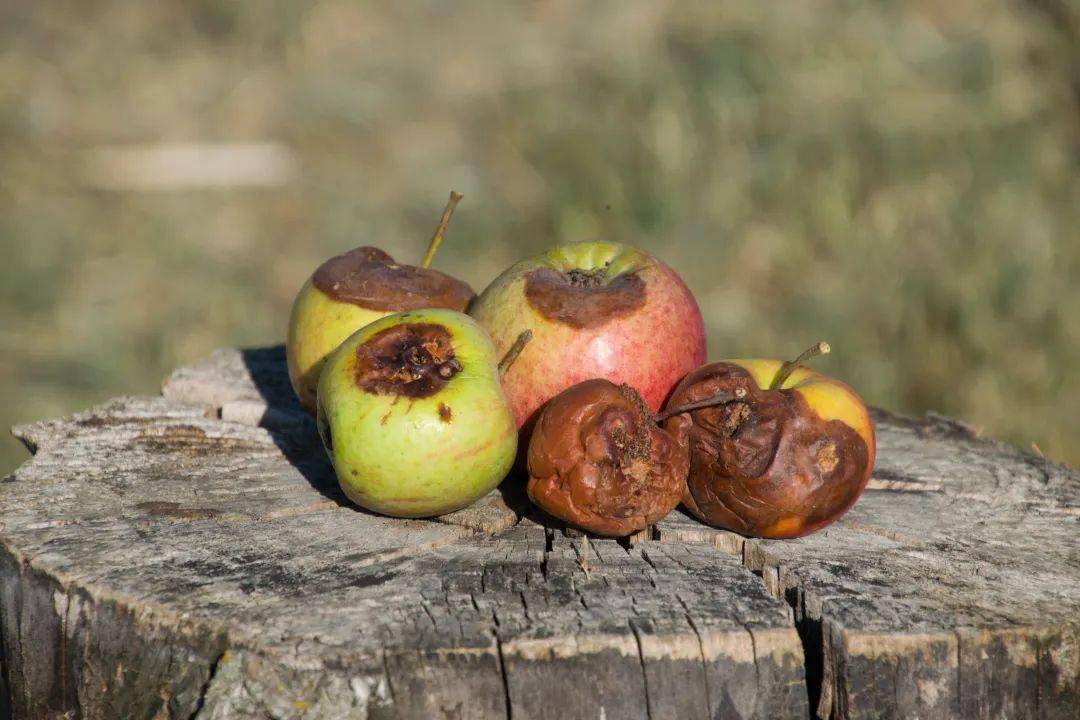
(287, 278, 388, 413)
(316, 309, 517, 518)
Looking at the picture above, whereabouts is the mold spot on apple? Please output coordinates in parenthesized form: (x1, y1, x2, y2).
(523, 267, 646, 329)
(438, 403, 453, 423)
(353, 323, 462, 398)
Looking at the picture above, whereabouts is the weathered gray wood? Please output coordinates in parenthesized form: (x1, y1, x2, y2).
(1, 348, 806, 720)
(2, 345, 1077, 719)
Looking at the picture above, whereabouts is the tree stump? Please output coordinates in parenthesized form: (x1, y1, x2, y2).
(1, 346, 1077, 720)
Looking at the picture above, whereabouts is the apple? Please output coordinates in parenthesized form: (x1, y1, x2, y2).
(663, 343, 876, 539)
(526, 379, 691, 537)
(470, 241, 706, 430)
(287, 192, 474, 413)
(315, 308, 517, 518)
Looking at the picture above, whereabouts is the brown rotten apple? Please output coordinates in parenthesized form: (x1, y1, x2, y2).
(286, 192, 475, 412)
(664, 343, 875, 539)
(470, 241, 706, 431)
(527, 378, 746, 536)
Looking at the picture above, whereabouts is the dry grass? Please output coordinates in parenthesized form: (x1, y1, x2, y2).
(1, 0, 1078, 473)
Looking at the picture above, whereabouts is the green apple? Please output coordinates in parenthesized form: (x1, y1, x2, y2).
(287, 193, 474, 413)
(316, 308, 517, 517)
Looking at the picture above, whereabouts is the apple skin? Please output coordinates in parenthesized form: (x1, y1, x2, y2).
(287, 277, 387, 412)
(666, 359, 875, 539)
(316, 309, 517, 518)
(470, 241, 706, 430)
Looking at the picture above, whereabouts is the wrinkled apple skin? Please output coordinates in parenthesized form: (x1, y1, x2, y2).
(670, 359, 875, 539)
(471, 241, 706, 429)
(527, 379, 690, 537)
(317, 309, 517, 518)
(287, 278, 389, 413)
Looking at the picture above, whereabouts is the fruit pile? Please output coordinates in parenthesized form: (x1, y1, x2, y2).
(288, 193, 875, 539)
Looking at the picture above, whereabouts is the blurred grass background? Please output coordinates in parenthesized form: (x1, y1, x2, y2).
(1, 0, 1077, 474)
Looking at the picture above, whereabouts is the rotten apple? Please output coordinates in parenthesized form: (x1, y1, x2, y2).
(470, 241, 706, 431)
(315, 309, 517, 518)
(287, 192, 475, 413)
(664, 343, 876, 539)
(526, 379, 745, 536)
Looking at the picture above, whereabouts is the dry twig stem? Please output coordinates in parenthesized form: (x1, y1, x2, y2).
(420, 191, 463, 269)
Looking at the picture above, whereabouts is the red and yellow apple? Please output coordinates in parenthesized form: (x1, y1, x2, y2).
(470, 241, 706, 430)
(664, 344, 875, 539)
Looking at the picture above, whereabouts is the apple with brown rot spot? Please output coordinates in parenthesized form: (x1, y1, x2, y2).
(315, 309, 522, 518)
(663, 342, 876, 539)
(287, 192, 475, 413)
(470, 241, 706, 433)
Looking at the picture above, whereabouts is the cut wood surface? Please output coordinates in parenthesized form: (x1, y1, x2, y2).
(1, 345, 1076, 719)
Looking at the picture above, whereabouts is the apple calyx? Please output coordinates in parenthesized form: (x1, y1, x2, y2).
(566, 267, 606, 288)
(353, 322, 462, 398)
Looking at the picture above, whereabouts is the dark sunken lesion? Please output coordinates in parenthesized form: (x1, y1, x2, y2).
(313, 246, 475, 312)
(524, 266, 646, 329)
(666, 362, 870, 538)
(438, 403, 453, 423)
(354, 323, 462, 398)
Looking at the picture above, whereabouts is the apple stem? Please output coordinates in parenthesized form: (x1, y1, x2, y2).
(653, 387, 748, 423)
(498, 330, 533, 376)
(420, 190, 463, 269)
(770, 341, 831, 390)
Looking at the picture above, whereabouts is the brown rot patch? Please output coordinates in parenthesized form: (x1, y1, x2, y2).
(438, 403, 453, 423)
(313, 246, 474, 311)
(355, 323, 462, 398)
(524, 266, 646, 329)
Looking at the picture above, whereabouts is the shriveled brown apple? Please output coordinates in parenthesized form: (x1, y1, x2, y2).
(664, 343, 876, 539)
